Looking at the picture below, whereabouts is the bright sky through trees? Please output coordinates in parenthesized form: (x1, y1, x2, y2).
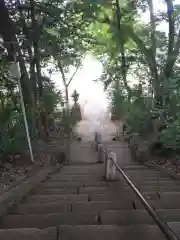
(53, 0, 180, 118)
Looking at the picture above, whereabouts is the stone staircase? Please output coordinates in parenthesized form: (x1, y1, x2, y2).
(0, 143, 180, 239)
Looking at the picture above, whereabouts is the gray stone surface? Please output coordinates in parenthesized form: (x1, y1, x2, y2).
(1, 141, 180, 240)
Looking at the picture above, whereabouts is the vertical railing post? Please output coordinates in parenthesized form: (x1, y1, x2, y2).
(106, 152, 117, 181)
(94, 132, 98, 152)
(95, 132, 102, 152)
(104, 149, 108, 178)
(97, 144, 104, 163)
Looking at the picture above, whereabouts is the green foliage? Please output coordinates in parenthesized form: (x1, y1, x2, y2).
(159, 117, 180, 151)
(42, 77, 62, 113)
(0, 110, 27, 160)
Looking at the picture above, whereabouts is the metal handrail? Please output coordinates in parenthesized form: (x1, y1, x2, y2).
(110, 157, 179, 240)
(94, 135, 179, 240)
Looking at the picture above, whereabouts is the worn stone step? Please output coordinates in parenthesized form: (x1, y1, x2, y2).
(123, 181, 180, 187)
(123, 168, 159, 173)
(2, 224, 180, 240)
(2, 209, 180, 229)
(157, 209, 180, 222)
(10, 201, 135, 215)
(54, 172, 102, 176)
(125, 185, 180, 192)
(123, 171, 164, 177)
(53, 173, 104, 178)
(26, 192, 134, 204)
(48, 177, 179, 188)
(59, 170, 103, 173)
(121, 165, 148, 170)
(122, 176, 171, 181)
(0, 212, 98, 229)
(37, 186, 109, 195)
(71, 200, 148, 211)
(49, 176, 104, 181)
(142, 191, 180, 199)
(134, 198, 180, 209)
(101, 210, 153, 225)
(55, 224, 176, 240)
(40, 181, 108, 189)
(71, 201, 135, 212)
(0, 228, 55, 240)
(10, 202, 71, 214)
(26, 194, 88, 203)
(101, 209, 180, 225)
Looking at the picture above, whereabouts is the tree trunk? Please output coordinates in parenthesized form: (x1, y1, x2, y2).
(30, 0, 43, 100)
(65, 85, 71, 164)
(0, 0, 33, 107)
(115, 0, 131, 100)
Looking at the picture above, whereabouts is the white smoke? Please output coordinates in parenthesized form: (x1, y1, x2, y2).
(74, 107, 120, 141)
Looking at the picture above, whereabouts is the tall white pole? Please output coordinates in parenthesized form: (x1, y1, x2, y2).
(9, 61, 34, 163)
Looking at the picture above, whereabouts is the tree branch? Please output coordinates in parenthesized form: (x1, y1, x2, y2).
(160, 29, 180, 80)
(127, 28, 154, 71)
(148, 0, 156, 57)
(57, 61, 67, 87)
(67, 57, 84, 87)
(147, 0, 158, 79)
(166, 0, 175, 55)
(115, 0, 131, 97)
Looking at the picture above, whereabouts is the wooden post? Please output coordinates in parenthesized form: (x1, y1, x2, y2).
(106, 152, 116, 181)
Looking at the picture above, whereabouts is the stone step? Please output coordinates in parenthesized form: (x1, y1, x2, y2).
(59, 168, 103, 174)
(121, 176, 171, 181)
(0, 212, 98, 229)
(48, 175, 105, 180)
(53, 173, 104, 178)
(40, 182, 128, 189)
(40, 181, 108, 189)
(37, 186, 109, 195)
(49, 176, 104, 181)
(25, 193, 133, 204)
(37, 184, 179, 196)
(26, 194, 89, 203)
(104, 182, 180, 192)
(48, 176, 179, 187)
(72, 198, 180, 211)
(10, 202, 71, 214)
(123, 171, 165, 177)
(123, 181, 180, 188)
(101, 209, 180, 225)
(11, 201, 136, 214)
(15, 198, 176, 215)
(25, 191, 180, 207)
(121, 165, 148, 170)
(143, 191, 180, 199)
(51, 224, 177, 240)
(0, 228, 55, 240)
(2, 209, 180, 229)
(125, 185, 180, 192)
(3, 224, 180, 240)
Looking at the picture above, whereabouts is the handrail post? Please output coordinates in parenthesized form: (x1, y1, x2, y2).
(104, 149, 108, 178)
(97, 144, 104, 163)
(106, 152, 116, 181)
(95, 132, 102, 152)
